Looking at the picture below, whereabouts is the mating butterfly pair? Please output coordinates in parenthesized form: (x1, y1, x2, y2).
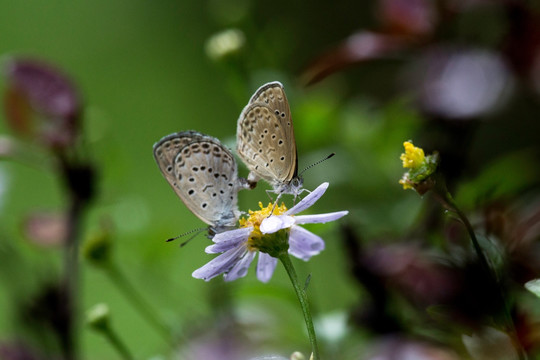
(153, 82, 303, 233)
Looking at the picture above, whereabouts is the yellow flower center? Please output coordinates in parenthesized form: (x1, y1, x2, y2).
(400, 141, 425, 169)
(239, 202, 288, 252)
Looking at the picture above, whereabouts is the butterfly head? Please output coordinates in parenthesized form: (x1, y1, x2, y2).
(275, 175, 304, 197)
(208, 222, 237, 239)
(211, 209, 241, 235)
(290, 176, 303, 194)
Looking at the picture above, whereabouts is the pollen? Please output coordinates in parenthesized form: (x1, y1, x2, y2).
(240, 202, 288, 251)
(400, 141, 425, 169)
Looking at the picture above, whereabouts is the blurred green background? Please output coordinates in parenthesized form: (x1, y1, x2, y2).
(1, 1, 540, 359)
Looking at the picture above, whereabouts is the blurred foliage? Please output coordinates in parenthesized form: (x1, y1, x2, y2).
(0, 0, 540, 359)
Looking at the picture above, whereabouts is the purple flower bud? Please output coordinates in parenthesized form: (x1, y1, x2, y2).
(0, 341, 44, 360)
(24, 211, 68, 247)
(3, 58, 81, 149)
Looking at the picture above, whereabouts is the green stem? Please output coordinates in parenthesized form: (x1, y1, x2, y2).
(62, 193, 85, 360)
(439, 188, 527, 360)
(279, 253, 320, 360)
(102, 326, 134, 360)
(445, 196, 492, 281)
(105, 264, 172, 345)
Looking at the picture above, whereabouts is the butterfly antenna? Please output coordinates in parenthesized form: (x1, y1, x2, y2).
(299, 152, 335, 176)
(166, 227, 206, 244)
(179, 230, 205, 247)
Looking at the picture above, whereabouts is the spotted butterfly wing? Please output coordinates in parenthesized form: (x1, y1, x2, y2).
(153, 131, 242, 231)
(236, 81, 300, 194)
(153, 130, 201, 190)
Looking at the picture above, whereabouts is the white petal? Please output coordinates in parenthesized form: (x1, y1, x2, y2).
(192, 244, 246, 281)
(205, 227, 252, 254)
(212, 227, 253, 243)
(294, 211, 348, 225)
(256, 252, 278, 283)
(288, 226, 325, 261)
(286, 182, 329, 215)
(223, 250, 256, 282)
(260, 215, 295, 234)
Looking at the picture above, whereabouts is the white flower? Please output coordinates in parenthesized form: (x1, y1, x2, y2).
(192, 182, 348, 283)
(205, 29, 245, 61)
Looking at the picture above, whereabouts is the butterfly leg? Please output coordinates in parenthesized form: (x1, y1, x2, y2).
(265, 189, 276, 203)
(268, 191, 283, 216)
(292, 188, 311, 205)
(238, 177, 256, 190)
(246, 172, 260, 189)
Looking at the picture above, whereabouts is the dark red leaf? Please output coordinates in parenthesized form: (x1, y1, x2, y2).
(301, 31, 409, 86)
(378, 0, 437, 37)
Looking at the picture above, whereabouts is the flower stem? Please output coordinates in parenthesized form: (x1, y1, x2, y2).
(279, 253, 320, 360)
(434, 180, 527, 360)
(101, 325, 134, 360)
(61, 197, 83, 360)
(105, 263, 172, 345)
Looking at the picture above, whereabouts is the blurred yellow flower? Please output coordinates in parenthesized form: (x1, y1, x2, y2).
(398, 140, 439, 192)
(400, 141, 425, 169)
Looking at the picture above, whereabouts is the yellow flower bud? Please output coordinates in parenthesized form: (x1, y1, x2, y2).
(400, 141, 425, 169)
(399, 140, 439, 193)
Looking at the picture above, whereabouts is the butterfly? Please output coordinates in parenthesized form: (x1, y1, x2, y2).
(153, 130, 249, 235)
(236, 81, 304, 200)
